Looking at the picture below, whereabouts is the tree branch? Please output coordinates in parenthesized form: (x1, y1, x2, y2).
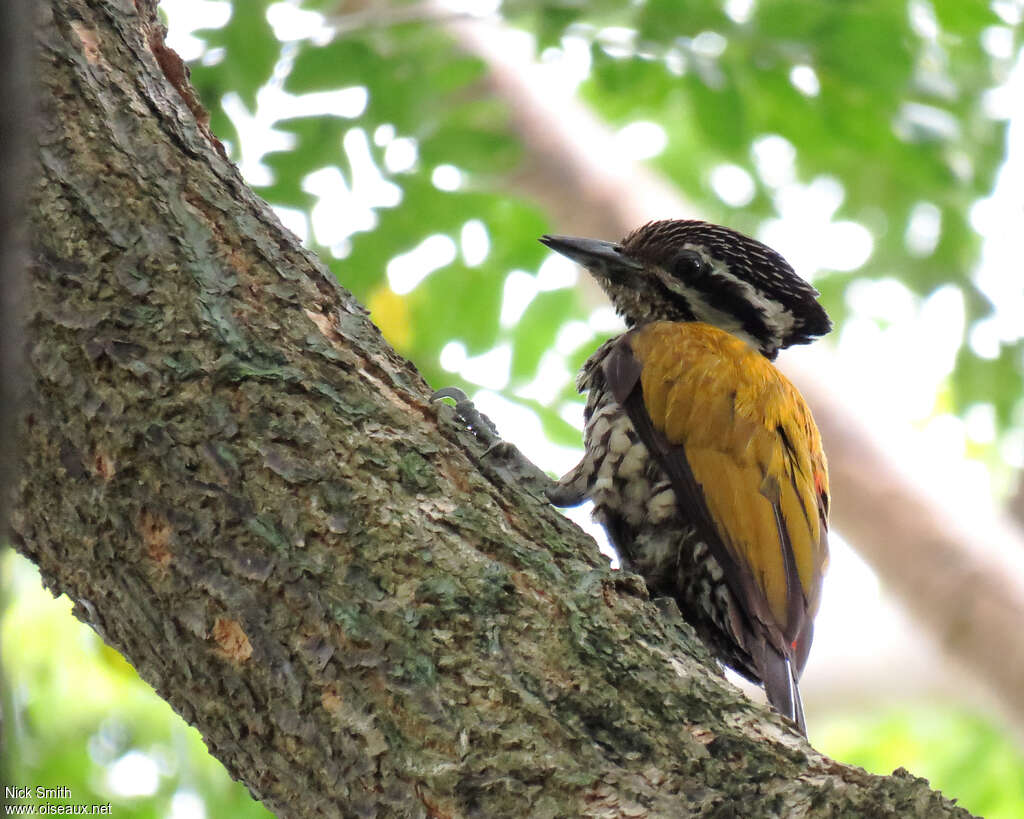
(14, 1, 974, 815)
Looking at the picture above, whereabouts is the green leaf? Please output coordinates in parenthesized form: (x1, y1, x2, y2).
(194, 4, 278, 110)
(510, 288, 580, 381)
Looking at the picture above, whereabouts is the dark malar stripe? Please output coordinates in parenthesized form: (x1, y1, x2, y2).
(693, 267, 774, 348)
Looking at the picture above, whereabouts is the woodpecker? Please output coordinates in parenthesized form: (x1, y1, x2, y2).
(433, 219, 831, 735)
(541, 220, 831, 735)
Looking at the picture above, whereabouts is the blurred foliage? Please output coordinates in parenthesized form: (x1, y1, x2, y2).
(9, 0, 1024, 815)
(817, 706, 1024, 819)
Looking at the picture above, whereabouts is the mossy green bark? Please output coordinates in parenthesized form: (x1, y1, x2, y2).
(13, 1, 975, 817)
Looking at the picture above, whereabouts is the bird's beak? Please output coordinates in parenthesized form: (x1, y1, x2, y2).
(539, 234, 644, 282)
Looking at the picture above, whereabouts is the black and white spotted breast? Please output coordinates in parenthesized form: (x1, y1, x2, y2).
(563, 344, 760, 681)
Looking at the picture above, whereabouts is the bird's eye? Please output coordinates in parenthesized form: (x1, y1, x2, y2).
(670, 249, 710, 279)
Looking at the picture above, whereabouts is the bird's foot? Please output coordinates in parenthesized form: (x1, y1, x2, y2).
(431, 387, 505, 452)
(431, 387, 557, 500)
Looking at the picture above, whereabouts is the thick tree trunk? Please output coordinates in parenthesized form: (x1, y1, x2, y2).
(13, 1, 974, 816)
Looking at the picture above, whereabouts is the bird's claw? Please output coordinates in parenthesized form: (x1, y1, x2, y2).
(431, 387, 502, 448)
(432, 386, 556, 498)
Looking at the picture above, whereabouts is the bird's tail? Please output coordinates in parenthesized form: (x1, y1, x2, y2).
(759, 646, 806, 736)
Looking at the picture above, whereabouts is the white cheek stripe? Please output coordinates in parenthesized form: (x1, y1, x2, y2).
(707, 256, 796, 341)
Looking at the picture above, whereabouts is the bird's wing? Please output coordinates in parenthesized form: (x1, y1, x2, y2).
(603, 322, 829, 677)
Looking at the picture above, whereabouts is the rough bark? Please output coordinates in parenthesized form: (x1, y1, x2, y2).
(13, 1, 975, 816)
(445, 15, 1024, 735)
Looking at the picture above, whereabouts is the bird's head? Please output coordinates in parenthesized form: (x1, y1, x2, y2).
(540, 219, 832, 359)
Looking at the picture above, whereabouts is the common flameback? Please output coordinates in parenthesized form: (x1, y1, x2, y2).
(437, 219, 832, 735)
